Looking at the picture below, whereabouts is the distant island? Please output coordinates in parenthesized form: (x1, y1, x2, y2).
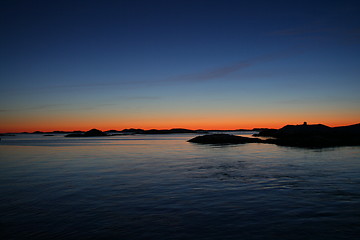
(65, 129, 109, 137)
(188, 122, 360, 148)
(60, 128, 256, 137)
(1, 128, 257, 136)
(64, 128, 209, 137)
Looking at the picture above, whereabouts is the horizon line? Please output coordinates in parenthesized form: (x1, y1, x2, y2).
(2, 122, 359, 134)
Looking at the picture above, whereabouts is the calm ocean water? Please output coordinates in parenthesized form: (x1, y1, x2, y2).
(1, 133, 359, 240)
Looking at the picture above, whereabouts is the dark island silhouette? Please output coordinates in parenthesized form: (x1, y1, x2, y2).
(62, 127, 265, 137)
(2, 128, 253, 136)
(188, 122, 360, 148)
(65, 129, 109, 137)
(258, 122, 360, 148)
(64, 128, 208, 137)
(188, 134, 262, 144)
(2, 122, 359, 148)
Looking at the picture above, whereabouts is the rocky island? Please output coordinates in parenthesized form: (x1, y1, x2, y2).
(188, 134, 262, 144)
(64, 128, 204, 137)
(65, 129, 109, 137)
(188, 123, 360, 148)
(256, 122, 360, 148)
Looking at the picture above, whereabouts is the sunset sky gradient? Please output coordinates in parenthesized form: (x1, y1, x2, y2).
(1, 0, 360, 132)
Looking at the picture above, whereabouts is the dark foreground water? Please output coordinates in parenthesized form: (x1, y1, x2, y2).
(1, 133, 359, 240)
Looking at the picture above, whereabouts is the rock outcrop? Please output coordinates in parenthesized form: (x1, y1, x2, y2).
(188, 134, 262, 144)
(254, 123, 360, 148)
(188, 123, 360, 148)
(65, 129, 108, 137)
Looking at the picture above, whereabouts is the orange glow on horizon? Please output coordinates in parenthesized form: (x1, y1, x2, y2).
(2, 105, 359, 133)
(1, 117, 359, 133)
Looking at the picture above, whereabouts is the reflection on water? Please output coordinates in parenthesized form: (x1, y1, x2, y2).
(0, 134, 360, 239)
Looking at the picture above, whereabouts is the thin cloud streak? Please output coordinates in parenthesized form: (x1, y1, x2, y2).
(51, 46, 307, 88)
(1, 46, 308, 94)
(168, 46, 307, 83)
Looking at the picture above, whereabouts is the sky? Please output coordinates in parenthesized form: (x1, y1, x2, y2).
(1, 0, 360, 132)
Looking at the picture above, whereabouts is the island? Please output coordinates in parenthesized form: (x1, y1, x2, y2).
(188, 134, 262, 144)
(188, 122, 360, 148)
(65, 129, 109, 137)
(64, 128, 206, 137)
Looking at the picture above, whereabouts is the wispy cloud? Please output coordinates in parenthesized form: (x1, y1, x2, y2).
(1, 46, 308, 94)
(168, 46, 307, 82)
(32, 47, 307, 91)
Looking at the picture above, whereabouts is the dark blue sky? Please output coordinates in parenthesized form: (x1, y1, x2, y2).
(1, 0, 360, 131)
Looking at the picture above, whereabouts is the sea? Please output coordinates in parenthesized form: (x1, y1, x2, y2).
(1, 132, 359, 240)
